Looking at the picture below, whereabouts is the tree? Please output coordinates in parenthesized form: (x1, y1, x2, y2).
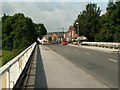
(111, 1, 120, 42)
(95, 1, 120, 42)
(74, 3, 101, 41)
(0, 19, 1, 65)
(2, 15, 14, 50)
(2, 13, 47, 50)
(12, 16, 34, 49)
(34, 23, 47, 39)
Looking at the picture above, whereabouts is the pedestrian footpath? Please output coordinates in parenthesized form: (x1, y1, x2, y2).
(40, 45, 107, 88)
(22, 45, 47, 89)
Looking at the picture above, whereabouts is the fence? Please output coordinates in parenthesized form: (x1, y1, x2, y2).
(81, 42, 120, 49)
(0, 42, 36, 89)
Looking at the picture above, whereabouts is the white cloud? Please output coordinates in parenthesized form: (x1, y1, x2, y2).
(1, 0, 109, 2)
(0, 3, 2, 18)
(97, 2, 108, 15)
(1, 2, 108, 32)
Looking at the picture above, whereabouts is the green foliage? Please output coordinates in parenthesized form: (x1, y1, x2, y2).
(1, 13, 47, 66)
(2, 49, 23, 66)
(95, 1, 120, 42)
(2, 13, 47, 50)
(0, 20, 2, 46)
(0, 50, 2, 67)
(74, 1, 120, 42)
(74, 3, 101, 41)
(34, 23, 47, 39)
(72, 39, 77, 42)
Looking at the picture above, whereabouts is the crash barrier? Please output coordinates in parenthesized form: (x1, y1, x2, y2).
(81, 42, 120, 49)
(0, 42, 36, 89)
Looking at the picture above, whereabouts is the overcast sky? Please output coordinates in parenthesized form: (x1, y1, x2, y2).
(1, 0, 108, 32)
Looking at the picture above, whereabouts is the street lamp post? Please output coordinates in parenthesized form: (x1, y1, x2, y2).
(76, 22, 80, 46)
(76, 22, 79, 36)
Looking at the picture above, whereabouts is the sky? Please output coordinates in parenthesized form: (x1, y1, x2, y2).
(0, 0, 109, 32)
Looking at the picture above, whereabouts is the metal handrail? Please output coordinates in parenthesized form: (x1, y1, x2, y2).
(0, 42, 36, 89)
(0, 43, 35, 74)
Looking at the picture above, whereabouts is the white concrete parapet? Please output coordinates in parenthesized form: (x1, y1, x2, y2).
(0, 42, 36, 89)
(81, 42, 120, 49)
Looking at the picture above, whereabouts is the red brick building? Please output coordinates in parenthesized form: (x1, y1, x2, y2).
(64, 26, 77, 41)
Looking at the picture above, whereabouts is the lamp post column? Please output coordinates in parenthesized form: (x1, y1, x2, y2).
(76, 22, 79, 36)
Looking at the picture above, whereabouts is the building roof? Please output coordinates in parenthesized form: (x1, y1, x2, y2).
(67, 26, 76, 33)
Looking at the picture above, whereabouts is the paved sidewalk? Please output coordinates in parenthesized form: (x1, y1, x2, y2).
(40, 45, 108, 88)
(68, 44, 119, 53)
(22, 45, 47, 89)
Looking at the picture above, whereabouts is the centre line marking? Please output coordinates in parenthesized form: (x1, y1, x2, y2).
(108, 58, 117, 62)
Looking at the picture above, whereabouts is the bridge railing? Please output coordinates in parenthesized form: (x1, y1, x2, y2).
(0, 42, 36, 89)
(81, 42, 120, 49)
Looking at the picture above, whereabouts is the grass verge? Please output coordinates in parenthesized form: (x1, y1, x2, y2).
(1, 49, 23, 67)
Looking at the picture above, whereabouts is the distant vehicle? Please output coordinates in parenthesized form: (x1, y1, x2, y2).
(61, 41, 68, 45)
(51, 41, 57, 44)
(42, 40, 48, 45)
(51, 41, 59, 44)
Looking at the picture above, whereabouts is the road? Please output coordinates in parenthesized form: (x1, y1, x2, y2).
(46, 44, 118, 88)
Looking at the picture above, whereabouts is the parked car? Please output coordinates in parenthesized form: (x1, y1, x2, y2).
(61, 41, 68, 45)
(51, 41, 57, 44)
(51, 41, 59, 44)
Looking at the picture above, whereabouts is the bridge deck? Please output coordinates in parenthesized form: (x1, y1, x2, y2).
(21, 45, 107, 89)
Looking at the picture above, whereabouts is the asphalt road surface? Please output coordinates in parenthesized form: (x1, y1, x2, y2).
(46, 44, 118, 88)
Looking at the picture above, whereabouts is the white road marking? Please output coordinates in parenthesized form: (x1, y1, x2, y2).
(86, 53, 90, 55)
(108, 58, 117, 62)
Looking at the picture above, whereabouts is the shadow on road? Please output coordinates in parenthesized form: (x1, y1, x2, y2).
(35, 45, 48, 89)
(14, 45, 48, 90)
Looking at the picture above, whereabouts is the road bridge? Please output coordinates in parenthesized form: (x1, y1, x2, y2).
(0, 42, 119, 90)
